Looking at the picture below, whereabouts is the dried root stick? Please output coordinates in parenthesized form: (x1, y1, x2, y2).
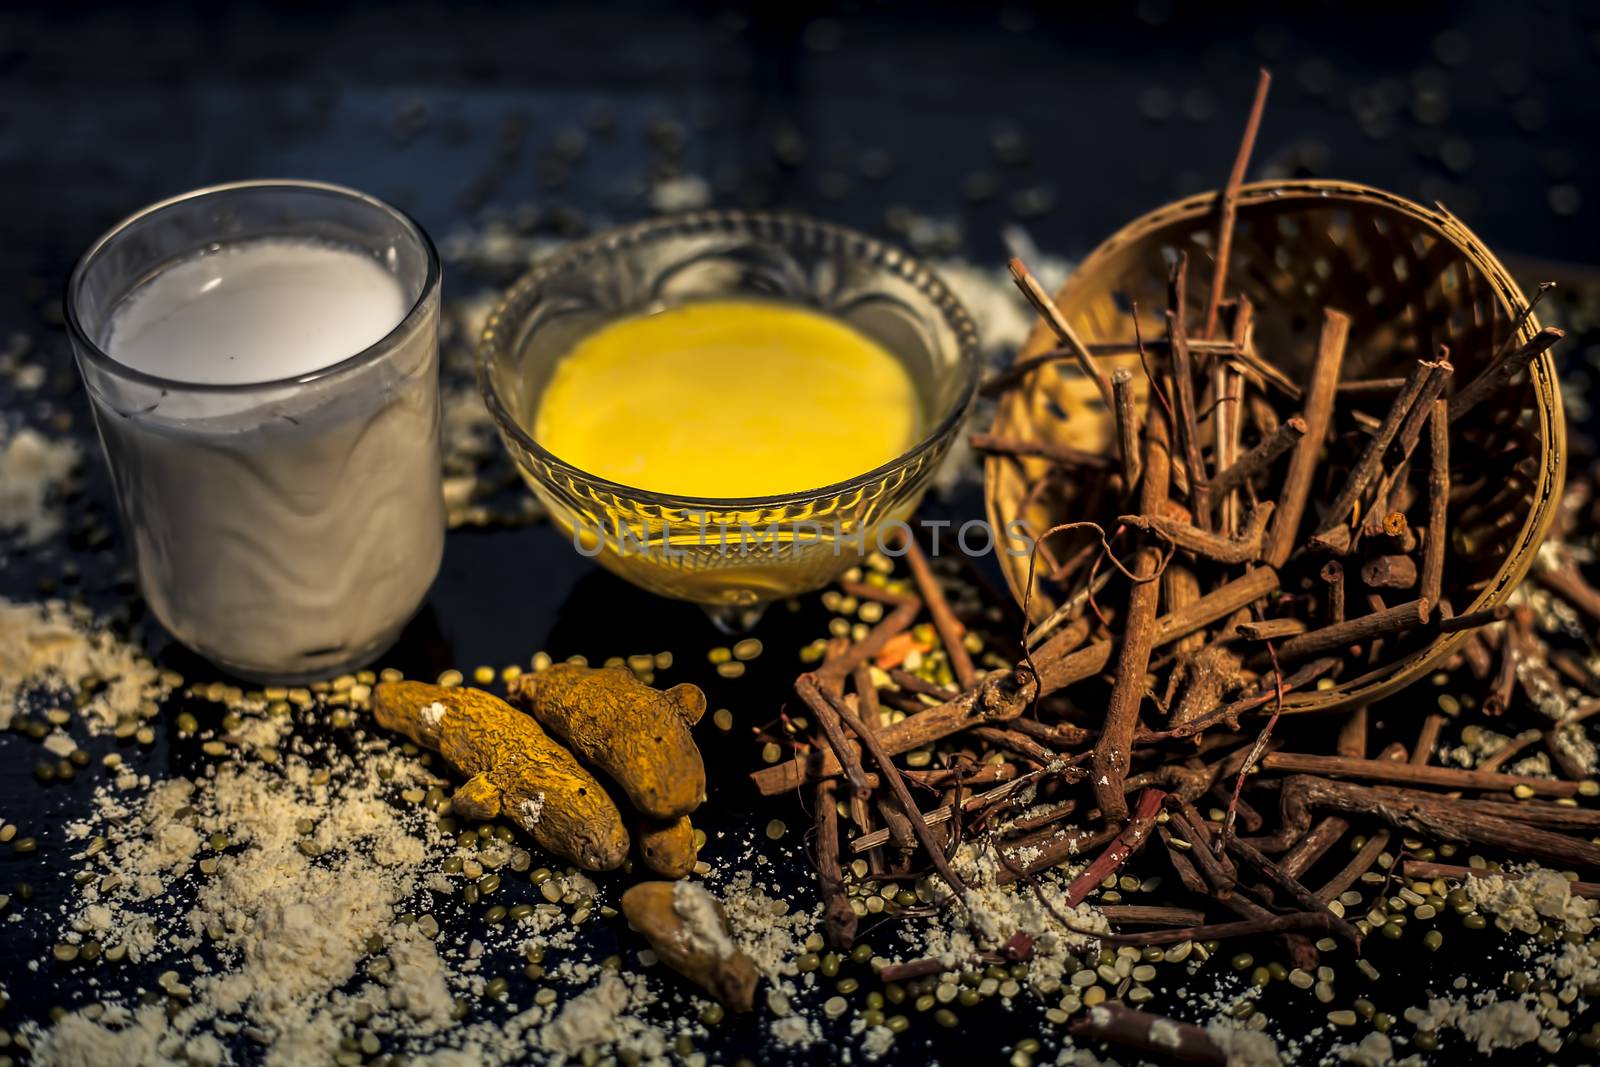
(372, 682, 629, 870)
(621, 881, 759, 1011)
(514, 664, 707, 820)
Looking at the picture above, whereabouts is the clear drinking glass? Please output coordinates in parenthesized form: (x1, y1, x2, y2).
(66, 180, 444, 681)
(479, 210, 980, 630)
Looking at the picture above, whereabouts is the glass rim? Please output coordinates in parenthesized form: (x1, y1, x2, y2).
(477, 209, 982, 510)
(64, 178, 441, 395)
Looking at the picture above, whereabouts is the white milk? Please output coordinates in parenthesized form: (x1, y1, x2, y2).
(97, 238, 443, 680)
(109, 240, 409, 384)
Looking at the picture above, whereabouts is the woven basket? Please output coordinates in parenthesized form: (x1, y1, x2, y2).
(984, 179, 1565, 713)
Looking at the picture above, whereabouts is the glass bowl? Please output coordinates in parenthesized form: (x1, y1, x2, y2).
(479, 210, 979, 629)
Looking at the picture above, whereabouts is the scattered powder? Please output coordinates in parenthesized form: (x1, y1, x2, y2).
(28, 1004, 184, 1067)
(769, 1012, 820, 1049)
(5, 554, 1317, 1067)
(99, 777, 204, 902)
(1409, 996, 1543, 1054)
(538, 972, 667, 1065)
(0, 425, 77, 545)
(1529, 545, 1592, 641)
(14, 626, 1597, 1067)
(1149, 1016, 1184, 1049)
(859, 1023, 895, 1060)
(671, 880, 737, 959)
(1455, 1001, 1543, 1052)
(718, 869, 816, 980)
(1055, 1048, 1120, 1067)
(1515, 651, 1582, 724)
(1390, 867, 1600, 1060)
(1550, 718, 1599, 774)
(29, 707, 454, 1064)
(520, 793, 545, 824)
(381, 929, 455, 1031)
(1464, 866, 1597, 936)
(909, 840, 1106, 994)
(1332, 1031, 1420, 1066)
(1507, 584, 1594, 763)
(542, 973, 629, 1055)
(421, 700, 449, 726)
(1445, 726, 1514, 770)
(1507, 751, 1553, 778)
(24, 684, 710, 1067)
(699, 865, 829, 1055)
(0, 598, 172, 732)
(1204, 1020, 1285, 1067)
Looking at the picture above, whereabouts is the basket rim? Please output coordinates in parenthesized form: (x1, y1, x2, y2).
(983, 177, 1567, 715)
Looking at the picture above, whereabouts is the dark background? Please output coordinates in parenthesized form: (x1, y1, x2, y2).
(2, 2, 1600, 1064)
(3, 0, 1596, 314)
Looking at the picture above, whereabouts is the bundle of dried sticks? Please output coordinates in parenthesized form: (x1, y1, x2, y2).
(749, 71, 1592, 997)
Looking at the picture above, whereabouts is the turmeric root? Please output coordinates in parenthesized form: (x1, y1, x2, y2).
(512, 664, 707, 821)
(373, 682, 630, 871)
(620, 881, 758, 1011)
(638, 816, 697, 879)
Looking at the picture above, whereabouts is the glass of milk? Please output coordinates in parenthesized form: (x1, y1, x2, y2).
(66, 180, 445, 682)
